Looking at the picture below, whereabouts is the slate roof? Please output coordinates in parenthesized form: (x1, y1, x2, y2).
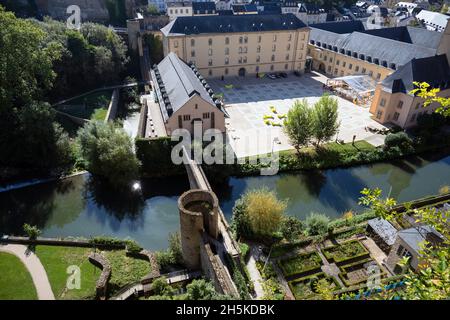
(362, 26, 442, 49)
(299, 3, 325, 14)
(381, 54, 450, 94)
(398, 226, 444, 254)
(368, 218, 398, 246)
(310, 20, 365, 34)
(309, 24, 438, 70)
(161, 14, 307, 36)
(192, 2, 216, 14)
(152, 53, 216, 121)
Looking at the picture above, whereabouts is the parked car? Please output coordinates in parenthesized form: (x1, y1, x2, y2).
(278, 72, 288, 78)
(267, 73, 277, 79)
(294, 71, 302, 77)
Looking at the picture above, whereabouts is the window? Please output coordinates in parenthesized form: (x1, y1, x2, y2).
(243, 56, 247, 63)
(362, 67, 366, 73)
(244, 47, 248, 54)
(376, 73, 381, 80)
(208, 48, 213, 56)
(376, 110, 383, 119)
(257, 45, 261, 53)
(238, 56, 242, 64)
(208, 69, 212, 76)
(195, 104, 198, 109)
(355, 66, 359, 72)
(239, 36, 243, 44)
(191, 39, 195, 46)
(225, 57, 229, 65)
(285, 54, 290, 60)
(368, 70, 373, 77)
(336, 60, 340, 66)
(334, 68, 338, 75)
(288, 34, 292, 41)
(225, 68, 228, 75)
(208, 59, 212, 66)
(208, 38, 212, 46)
(258, 36, 262, 43)
(272, 44, 276, 52)
(256, 55, 260, 63)
(380, 98, 386, 107)
(244, 36, 248, 43)
(225, 37, 229, 45)
(225, 47, 229, 55)
(393, 112, 400, 121)
(175, 9, 178, 14)
(270, 65, 274, 71)
(273, 35, 277, 42)
(285, 64, 288, 70)
(183, 115, 190, 121)
(287, 44, 291, 51)
(397, 101, 403, 109)
(191, 50, 195, 57)
(203, 112, 210, 119)
(329, 57, 333, 63)
(271, 54, 275, 62)
(239, 47, 243, 54)
(174, 40, 178, 48)
(349, 63, 353, 70)
(342, 61, 346, 67)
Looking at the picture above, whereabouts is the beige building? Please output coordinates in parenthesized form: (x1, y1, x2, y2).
(307, 21, 441, 82)
(151, 52, 226, 135)
(369, 22, 450, 128)
(160, 14, 310, 78)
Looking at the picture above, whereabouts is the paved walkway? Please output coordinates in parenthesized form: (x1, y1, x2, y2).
(316, 246, 345, 288)
(246, 247, 265, 299)
(0, 244, 55, 300)
(361, 238, 390, 274)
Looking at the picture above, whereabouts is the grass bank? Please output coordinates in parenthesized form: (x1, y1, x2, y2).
(0, 252, 38, 300)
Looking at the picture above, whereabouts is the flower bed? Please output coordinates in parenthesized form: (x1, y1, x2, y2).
(338, 258, 386, 287)
(322, 240, 369, 265)
(278, 251, 322, 278)
(288, 272, 341, 300)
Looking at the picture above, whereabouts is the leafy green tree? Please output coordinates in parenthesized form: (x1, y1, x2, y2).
(23, 224, 41, 240)
(0, 7, 56, 109)
(305, 212, 330, 236)
(312, 95, 340, 147)
(146, 4, 160, 15)
(143, 33, 164, 64)
(168, 232, 183, 265)
(151, 276, 175, 297)
(280, 216, 304, 241)
(283, 99, 314, 152)
(186, 279, 217, 300)
(76, 121, 140, 188)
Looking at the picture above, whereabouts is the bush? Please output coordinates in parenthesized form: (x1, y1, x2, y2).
(384, 132, 413, 151)
(23, 224, 41, 240)
(155, 232, 183, 270)
(76, 121, 140, 188)
(305, 213, 330, 236)
(125, 240, 143, 255)
(186, 279, 217, 300)
(239, 243, 250, 261)
(280, 216, 304, 241)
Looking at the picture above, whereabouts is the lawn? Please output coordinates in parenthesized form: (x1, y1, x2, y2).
(278, 251, 322, 277)
(35, 245, 99, 300)
(55, 90, 112, 120)
(0, 252, 37, 300)
(103, 250, 151, 295)
(322, 240, 369, 264)
(90, 107, 108, 121)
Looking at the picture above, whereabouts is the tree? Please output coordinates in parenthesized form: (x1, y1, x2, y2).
(384, 132, 413, 151)
(168, 232, 183, 265)
(359, 188, 450, 299)
(283, 99, 314, 152)
(186, 279, 217, 300)
(0, 7, 56, 109)
(23, 224, 41, 240)
(305, 212, 330, 236)
(312, 95, 340, 147)
(143, 33, 164, 65)
(151, 276, 175, 297)
(146, 4, 160, 16)
(410, 81, 450, 117)
(243, 188, 287, 238)
(76, 121, 140, 188)
(280, 216, 304, 241)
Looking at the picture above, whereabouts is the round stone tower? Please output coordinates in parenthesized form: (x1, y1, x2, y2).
(178, 189, 219, 270)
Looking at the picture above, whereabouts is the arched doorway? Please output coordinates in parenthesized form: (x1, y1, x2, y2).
(238, 67, 246, 77)
(318, 63, 325, 73)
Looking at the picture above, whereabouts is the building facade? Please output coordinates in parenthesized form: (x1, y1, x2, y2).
(161, 14, 310, 78)
(151, 52, 226, 135)
(167, 1, 193, 20)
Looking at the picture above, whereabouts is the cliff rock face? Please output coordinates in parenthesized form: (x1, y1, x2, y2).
(36, 0, 110, 22)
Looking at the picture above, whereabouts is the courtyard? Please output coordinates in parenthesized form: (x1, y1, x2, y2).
(209, 72, 387, 158)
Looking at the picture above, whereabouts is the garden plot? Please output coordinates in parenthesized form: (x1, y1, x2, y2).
(322, 239, 370, 266)
(288, 272, 341, 300)
(278, 251, 323, 279)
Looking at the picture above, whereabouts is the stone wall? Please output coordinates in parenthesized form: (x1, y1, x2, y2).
(88, 252, 111, 300)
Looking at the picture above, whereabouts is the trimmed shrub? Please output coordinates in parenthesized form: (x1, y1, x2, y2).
(384, 132, 412, 151)
(305, 213, 330, 236)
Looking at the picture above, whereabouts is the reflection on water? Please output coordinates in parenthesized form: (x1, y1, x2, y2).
(0, 174, 190, 250)
(215, 153, 450, 220)
(2, 152, 450, 249)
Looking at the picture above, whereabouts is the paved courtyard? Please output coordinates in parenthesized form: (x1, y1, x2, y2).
(209, 72, 387, 158)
